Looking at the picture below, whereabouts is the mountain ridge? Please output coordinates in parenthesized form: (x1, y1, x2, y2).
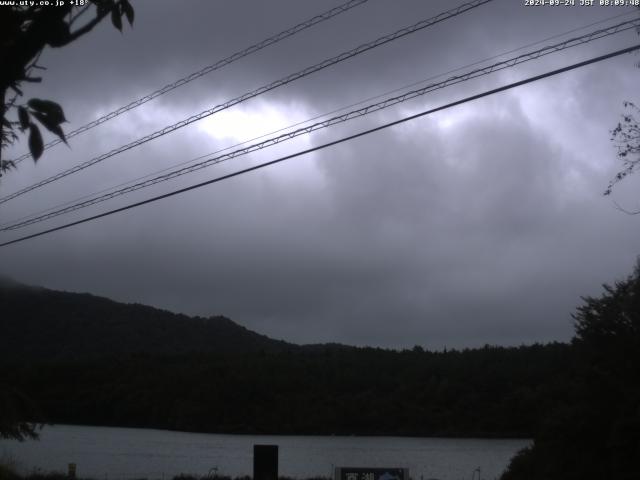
(0, 280, 300, 361)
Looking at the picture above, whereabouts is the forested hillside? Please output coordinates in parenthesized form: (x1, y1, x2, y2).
(0, 279, 294, 361)
(5, 344, 575, 438)
(0, 279, 575, 438)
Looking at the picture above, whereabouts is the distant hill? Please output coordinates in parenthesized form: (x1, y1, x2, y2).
(0, 280, 296, 361)
(1, 279, 575, 439)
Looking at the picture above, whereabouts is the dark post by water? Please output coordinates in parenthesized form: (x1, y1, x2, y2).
(253, 445, 278, 480)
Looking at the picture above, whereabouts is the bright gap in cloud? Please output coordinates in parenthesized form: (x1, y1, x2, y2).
(197, 101, 303, 142)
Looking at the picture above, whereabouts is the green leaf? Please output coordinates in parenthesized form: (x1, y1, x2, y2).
(31, 111, 67, 145)
(17, 106, 30, 131)
(27, 98, 66, 124)
(111, 6, 123, 31)
(121, 0, 134, 25)
(28, 123, 44, 161)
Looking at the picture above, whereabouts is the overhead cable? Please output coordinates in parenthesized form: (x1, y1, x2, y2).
(10, 0, 371, 164)
(1, 43, 638, 248)
(0, 0, 493, 206)
(3, 18, 638, 231)
(9, 7, 633, 229)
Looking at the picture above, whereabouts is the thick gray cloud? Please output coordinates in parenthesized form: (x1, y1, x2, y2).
(1, 0, 640, 349)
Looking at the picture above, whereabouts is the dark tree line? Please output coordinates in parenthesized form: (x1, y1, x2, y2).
(3, 342, 573, 439)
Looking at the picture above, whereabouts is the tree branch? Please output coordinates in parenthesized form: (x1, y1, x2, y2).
(69, 4, 92, 27)
(63, 4, 114, 45)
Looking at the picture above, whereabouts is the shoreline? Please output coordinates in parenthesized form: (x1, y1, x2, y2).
(25, 424, 533, 442)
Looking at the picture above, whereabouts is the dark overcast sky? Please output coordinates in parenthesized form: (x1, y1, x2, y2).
(1, 0, 639, 349)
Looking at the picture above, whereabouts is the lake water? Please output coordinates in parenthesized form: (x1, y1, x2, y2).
(0, 425, 530, 480)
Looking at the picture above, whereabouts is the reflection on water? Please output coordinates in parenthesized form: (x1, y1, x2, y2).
(0, 425, 530, 480)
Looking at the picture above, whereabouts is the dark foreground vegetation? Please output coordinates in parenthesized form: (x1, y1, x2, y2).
(501, 261, 640, 480)
(1, 260, 639, 479)
(0, 467, 325, 480)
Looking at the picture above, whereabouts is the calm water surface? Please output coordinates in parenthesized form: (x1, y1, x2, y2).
(1, 425, 530, 480)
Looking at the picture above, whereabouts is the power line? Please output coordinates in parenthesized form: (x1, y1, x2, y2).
(7, 8, 633, 230)
(4, 17, 637, 230)
(4, 8, 637, 232)
(0, 0, 493, 206)
(3, 17, 638, 232)
(10, 0, 371, 165)
(2, 43, 638, 249)
(9, 2, 632, 181)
